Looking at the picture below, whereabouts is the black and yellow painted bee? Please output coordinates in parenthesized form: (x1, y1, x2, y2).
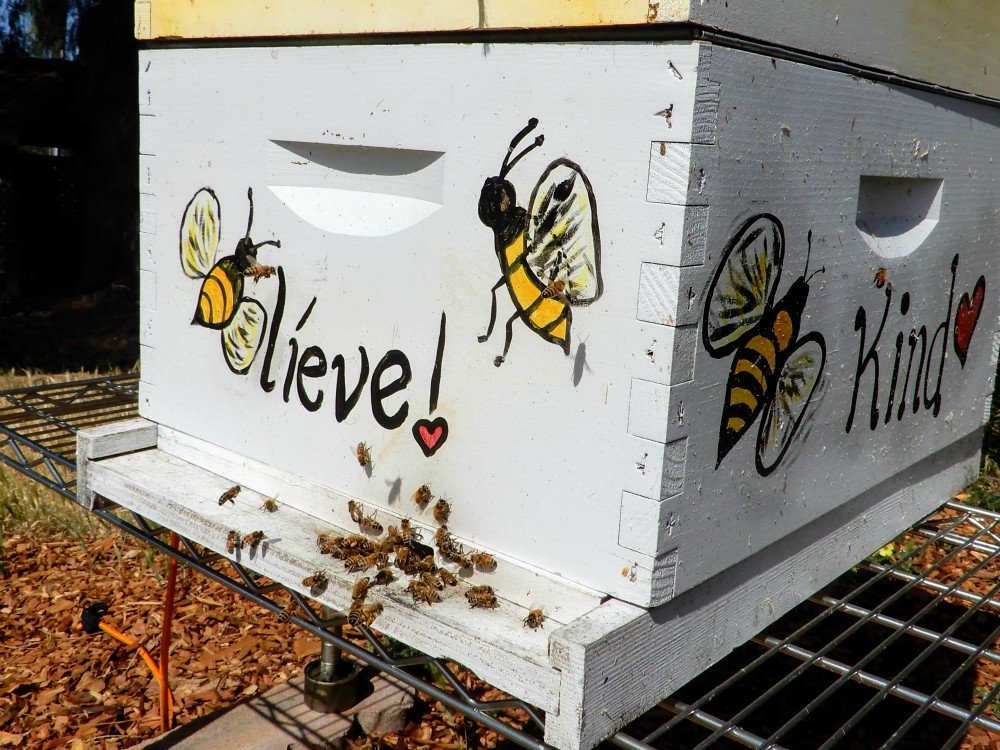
(179, 187, 280, 374)
(702, 214, 826, 476)
(477, 118, 602, 366)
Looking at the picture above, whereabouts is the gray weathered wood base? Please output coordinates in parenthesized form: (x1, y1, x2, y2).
(78, 420, 978, 750)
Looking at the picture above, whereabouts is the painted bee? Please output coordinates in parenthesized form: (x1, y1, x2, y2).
(465, 585, 499, 610)
(477, 118, 603, 366)
(218, 485, 240, 506)
(702, 216, 826, 476)
(471, 551, 497, 571)
(241, 530, 265, 550)
(179, 187, 279, 374)
(352, 577, 371, 602)
(302, 571, 329, 588)
(225, 529, 241, 554)
(260, 498, 279, 513)
(523, 608, 546, 629)
(355, 442, 372, 468)
(433, 498, 451, 524)
(413, 484, 433, 508)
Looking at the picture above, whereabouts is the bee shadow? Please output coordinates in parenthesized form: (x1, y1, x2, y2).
(572, 339, 592, 387)
(384, 476, 402, 504)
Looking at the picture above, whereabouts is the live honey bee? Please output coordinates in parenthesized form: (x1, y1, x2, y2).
(407, 580, 440, 605)
(343, 535, 375, 553)
(355, 442, 372, 468)
(225, 529, 241, 554)
(413, 484, 433, 508)
(302, 571, 329, 588)
(523, 608, 546, 629)
(433, 498, 451, 524)
(438, 569, 458, 587)
(244, 264, 276, 283)
(542, 279, 567, 300)
(399, 518, 420, 543)
(465, 585, 499, 609)
(433, 526, 452, 549)
(471, 551, 497, 571)
(352, 577, 371, 602)
(219, 485, 240, 505)
(277, 603, 295, 624)
(348, 601, 383, 627)
(345, 554, 375, 574)
(372, 567, 395, 586)
(873, 267, 888, 289)
(260, 497, 279, 512)
(386, 526, 404, 548)
(241, 530, 265, 550)
(415, 555, 437, 574)
(348, 500, 364, 523)
(359, 511, 384, 536)
(422, 571, 445, 591)
(442, 548, 472, 570)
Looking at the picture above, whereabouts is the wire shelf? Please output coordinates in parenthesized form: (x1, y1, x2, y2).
(1, 374, 997, 750)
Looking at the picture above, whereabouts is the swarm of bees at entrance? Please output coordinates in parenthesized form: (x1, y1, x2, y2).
(305, 493, 530, 627)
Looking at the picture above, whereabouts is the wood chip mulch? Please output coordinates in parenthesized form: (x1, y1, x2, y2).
(0, 533, 532, 750)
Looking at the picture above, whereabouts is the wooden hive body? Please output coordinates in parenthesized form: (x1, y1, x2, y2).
(77, 5, 1000, 748)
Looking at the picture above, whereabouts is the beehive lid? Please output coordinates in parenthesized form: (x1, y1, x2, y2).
(135, 0, 1000, 101)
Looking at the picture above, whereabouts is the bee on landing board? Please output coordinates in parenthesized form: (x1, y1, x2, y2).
(348, 500, 364, 524)
(218, 485, 240, 506)
(225, 530, 241, 554)
(260, 497, 279, 513)
(359, 510, 384, 536)
(241, 530, 264, 551)
(471, 551, 497, 571)
(523, 608, 546, 629)
(477, 118, 603, 366)
(179, 187, 280, 374)
(465, 585, 499, 610)
(352, 577, 371, 603)
(302, 571, 329, 589)
(702, 217, 826, 477)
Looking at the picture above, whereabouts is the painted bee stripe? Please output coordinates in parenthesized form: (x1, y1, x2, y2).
(729, 386, 758, 411)
(745, 334, 777, 370)
(734, 358, 769, 391)
(199, 272, 233, 326)
(726, 415, 747, 433)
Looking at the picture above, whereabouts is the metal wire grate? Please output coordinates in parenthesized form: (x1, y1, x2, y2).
(1, 373, 998, 749)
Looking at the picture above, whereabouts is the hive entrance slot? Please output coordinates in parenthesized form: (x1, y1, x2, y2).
(855, 176, 943, 258)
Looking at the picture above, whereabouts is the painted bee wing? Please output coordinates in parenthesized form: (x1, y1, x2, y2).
(703, 214, 784, 356)
(180, 188, 221, 279)
(221, 298, 268, 375)
(524, 159, 602, 306)
(755, 332, 825, 476)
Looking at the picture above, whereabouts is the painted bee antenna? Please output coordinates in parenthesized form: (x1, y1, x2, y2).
(252, 239, 280, 251)
(245, 187, 255, 238)
(500, 118, 544, 177)
(803, 229, 825, 281)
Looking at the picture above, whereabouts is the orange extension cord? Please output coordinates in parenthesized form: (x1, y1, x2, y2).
(79, 533, 180, 735)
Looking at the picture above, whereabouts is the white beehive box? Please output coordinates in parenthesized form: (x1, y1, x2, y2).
(78, 4, 1000, 748)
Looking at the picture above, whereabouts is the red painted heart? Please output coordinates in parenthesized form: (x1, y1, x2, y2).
(412, 417, 449, 457)
(954, 275, 986, 368)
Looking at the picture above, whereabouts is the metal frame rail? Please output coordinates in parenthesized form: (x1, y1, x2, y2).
(2, 375, 999, 749)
